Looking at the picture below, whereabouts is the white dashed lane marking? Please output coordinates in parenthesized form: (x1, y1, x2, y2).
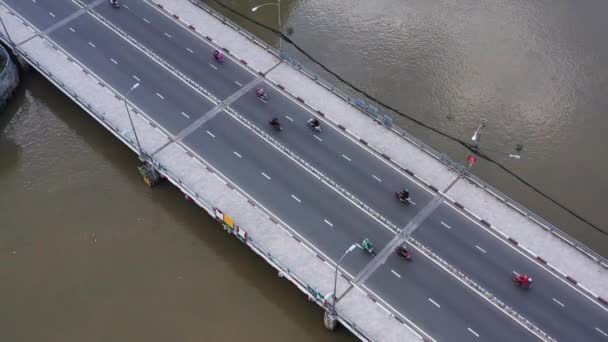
(143, 18, 150, 24)
(314, 135, 323, 142)
(428, 298, 440, 308)
(467, 328, 479, 338)
(181, 112, 190, 119)
(391, 270, 401, 278)
(69, 27, 75, 33)
(475, 245, 487, 254)
(209, 64, 218, 70)
(110, 58, 117, 65)
(234, 81, 242, 86)
(441, 222, 451, 229)
(372, 175, 382, 182)
(291, 195, 301, 203)
(156, 93, 164, 100)
(596, 328, 608, 337)
(132, 75, 140, 82)
(233, 151, 242, 158)
(261, 172, 271, 180)
(164, 32, 172, 38)
(49, 12, 55, 18)
(552, 298, 565, 307)
(285, 116, 294, 122)
(186, 48, 194, 53)
(88, 42, 96, 48)
(324, 219, 333, 227)
(206, 131, 215, 138)
(342, 154, 351, 162)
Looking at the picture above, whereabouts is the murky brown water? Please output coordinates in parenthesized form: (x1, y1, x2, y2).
(2, 0, 608, 340)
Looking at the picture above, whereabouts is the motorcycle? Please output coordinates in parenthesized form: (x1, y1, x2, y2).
(395, 191, 411, 205)
(256, 88, 268, 102)
(110, 0, 120, 8)
(512, 272, 533, 289)
(395, 245, 412, 261)
(361, 239, 376, 256)
(269, 119, 282, 131)
(213, 50, 224, 63)
(307, 118, 322, 132)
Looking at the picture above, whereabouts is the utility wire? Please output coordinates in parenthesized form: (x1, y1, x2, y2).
(210, 0, 608, 236)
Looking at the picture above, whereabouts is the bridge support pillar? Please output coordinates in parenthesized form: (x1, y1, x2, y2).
(323, 310, 338, 331)
(137, 163, 162, 187)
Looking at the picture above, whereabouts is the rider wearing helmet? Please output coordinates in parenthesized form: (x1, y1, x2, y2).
(399, 189, 410, 201)
(270, 117, 279, 126)
(310, 118, 320, 127)
(517, 274, 531, 286)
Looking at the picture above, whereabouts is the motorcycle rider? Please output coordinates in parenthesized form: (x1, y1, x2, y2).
(362, 238, 373, 252)
(110, 0, 119, 7)
(516, 274, 532, 286)
(308, 117, 320, 128)
(269, 117, 280, 127)
(256, 87, 266, 99)
(213, 49, 224, 62)
(398, 189, 410, 201)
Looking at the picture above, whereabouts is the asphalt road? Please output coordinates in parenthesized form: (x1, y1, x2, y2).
(6, 0, 608, 340)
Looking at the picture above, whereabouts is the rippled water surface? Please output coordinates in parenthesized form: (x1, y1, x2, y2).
(1, 0, 608, 340)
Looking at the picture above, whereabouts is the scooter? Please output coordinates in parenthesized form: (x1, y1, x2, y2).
(512, 272, 533, 289)
(361, 239, 376, 256)
(395, 245, 412, 261)
(307, 118, 322, 132)
(269, 119, 282, 131)
(110, 0, 120, 8)
(395, 191, 411, 205)
(213, 51, 224, 63)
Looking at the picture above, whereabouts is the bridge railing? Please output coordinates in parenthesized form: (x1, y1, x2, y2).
(187, 0, 608, 266)
(0, 45, 11, 81)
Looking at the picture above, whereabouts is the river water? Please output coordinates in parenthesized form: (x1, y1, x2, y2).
(1, 0, 607, 340)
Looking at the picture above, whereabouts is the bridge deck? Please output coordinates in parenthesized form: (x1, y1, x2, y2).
(1, 0, 607, 341)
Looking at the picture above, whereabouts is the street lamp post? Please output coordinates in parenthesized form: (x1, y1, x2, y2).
(331, 244, 357, 316)
(124, 83, 143, 156)
(251, 1, 282, 50)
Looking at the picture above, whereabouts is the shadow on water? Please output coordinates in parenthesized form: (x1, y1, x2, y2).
(0, 64, 25, 178)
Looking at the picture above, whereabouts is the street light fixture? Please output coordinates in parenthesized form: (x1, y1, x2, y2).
(331, 243, 357, 316)
(124, 82, 143, 156)
(251, 1, 282, 50)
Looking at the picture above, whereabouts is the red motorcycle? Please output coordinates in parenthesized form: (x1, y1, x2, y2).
(513, 273, 533, 289)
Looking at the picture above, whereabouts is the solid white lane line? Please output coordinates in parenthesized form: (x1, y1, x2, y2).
(143, 18, 150, 24)
(391, 270, 401, 278)
(234, 81, 242, 86)
(205, 130, 215, 138)
(156, 93, 164, 100)
(88, 42, 96, 48)
(324, 219, 333, 227)
(475, 245, 487, 254)
(209, 64, 218, 70)
(440, 221, 451, 229)
(132, 75, 140, 82)
(285, 115, 294, 122)
(372, 175, 382, 182)
(69, 27, 75, 33)
(428, 298, 440, 308)
(342, 154, 351, 162)
(552, 298, 565, 307)
(164, 32, 172, 38)
(110, 58, 117, 65)
(181, 112, 190, 119)
(314, 135, 323, 142)
(49, 12, 55, 18)
(186, 48, 194, 53)
(467, 328, 479, 337)
(596, 328, 608, 337)
(291, 194, 301, 203)
(261, 172, 271, 180)
(233, 151, 242, 158)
